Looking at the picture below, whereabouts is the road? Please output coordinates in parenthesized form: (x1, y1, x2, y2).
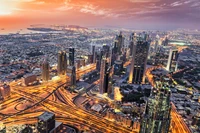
(0, 63, 136, 133)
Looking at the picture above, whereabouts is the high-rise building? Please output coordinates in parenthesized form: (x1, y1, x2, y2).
(129, 33, 137, 56)
(155, 34, 160, 53)
(129, 34, 150, 84)
(57, 51, 67, 75)
(87, 54, 93, 64)
(92, 45, 96, 63)
(37, 112, 55, 133)
(96, 50, 104, 71)
(115, 32, 125, 54)
(104, 65, 113, 95)
(166, 49, 179, 72)
(99, 57, 107, 94)
(69, 48, 75, 66)
(71, 66, 76, 86)
(75, 59, 81, 69)
(162, 37, 169, 46)
(102, 44, 110, 58)
(80, 58, 86, 67)
(0, 84, 10, 100)
(140, 82, 171, 133)
(42, 59, 50, 81)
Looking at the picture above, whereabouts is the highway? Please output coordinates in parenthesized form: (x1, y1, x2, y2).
(0, 63, 136, 133)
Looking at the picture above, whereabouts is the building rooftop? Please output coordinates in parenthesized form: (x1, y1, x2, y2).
(38, 112, 54, 121)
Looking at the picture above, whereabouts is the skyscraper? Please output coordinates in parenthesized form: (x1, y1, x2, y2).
(57, 51, 67, 75)
(115, 32, 124, 54)
(42, 59, 50, 81)
(129, 33, 150, 84)
(155, 34, 160, 53)
(69, 48, 75, 66)
(99, 56, 107, 94)
(92, 45, 96, 63)
(140, 82, 171, 133)
(129, 33, 137, 56)
(71, 66, 76, 86)
(166, 49, 179, 72)
(102, 44, 110, 58)
(96, 50, 104, 71)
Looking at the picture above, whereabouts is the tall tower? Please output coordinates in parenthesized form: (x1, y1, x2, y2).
(42, 58, 50, 81)
(57, 51, 67, 75)
(69, 48, 75, 66)
(129, 33, 137, 56)
(166, 49, 179, 72)
(129, 33, 150, 84)
(99, 57, 107, 94)
(92, 45, 96, 63)
(115, 32, 124, 54)
(155, 34, 160, 53)
(71, 66, 76, 86)
(140, 81, 171, 133)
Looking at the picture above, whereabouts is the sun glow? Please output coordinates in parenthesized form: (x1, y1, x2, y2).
(0, 1, 19, 15)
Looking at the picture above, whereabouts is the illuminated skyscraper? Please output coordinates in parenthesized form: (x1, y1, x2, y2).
(42, 59, 50, 81)
(99, 57, 107, 94)
(140, 82, 171, 133)
(166, 49, 179, 72)
(129, 33, 150, 84)
(57, 51, 67, 75)
(69, 48, 75, 66)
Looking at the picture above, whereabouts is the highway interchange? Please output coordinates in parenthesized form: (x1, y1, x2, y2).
(0, 64, 135, 133)
(0, 62, 191, 133)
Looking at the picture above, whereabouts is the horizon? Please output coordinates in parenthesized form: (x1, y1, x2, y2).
(0, 0, 200, 33)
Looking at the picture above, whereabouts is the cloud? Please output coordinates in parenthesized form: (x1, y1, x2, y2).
(171, 1, 183, 7)
(56, 6, 73, 11)
(79, 4, 119, 18)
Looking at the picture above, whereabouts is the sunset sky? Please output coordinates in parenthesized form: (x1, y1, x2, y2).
(0, 0, 200, 32)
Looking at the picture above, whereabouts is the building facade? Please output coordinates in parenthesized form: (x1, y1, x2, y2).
(166, 49, 179, 72)
(57, 51, 67, 75)
(129, 34, 150, 84)
(140, 82, 171, 133)
(42, 59, 50, 81)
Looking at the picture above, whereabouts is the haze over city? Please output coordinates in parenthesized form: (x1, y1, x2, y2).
(1, 0, 200, 33)
(0, 0, 200, 133)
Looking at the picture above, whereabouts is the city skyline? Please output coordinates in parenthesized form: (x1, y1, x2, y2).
(0, 0, 200, 33)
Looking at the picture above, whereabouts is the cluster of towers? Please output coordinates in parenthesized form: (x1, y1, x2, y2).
(41, 48, 76, 86)
(96, 31, 172, 132)
(97, 32, 151, 95)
